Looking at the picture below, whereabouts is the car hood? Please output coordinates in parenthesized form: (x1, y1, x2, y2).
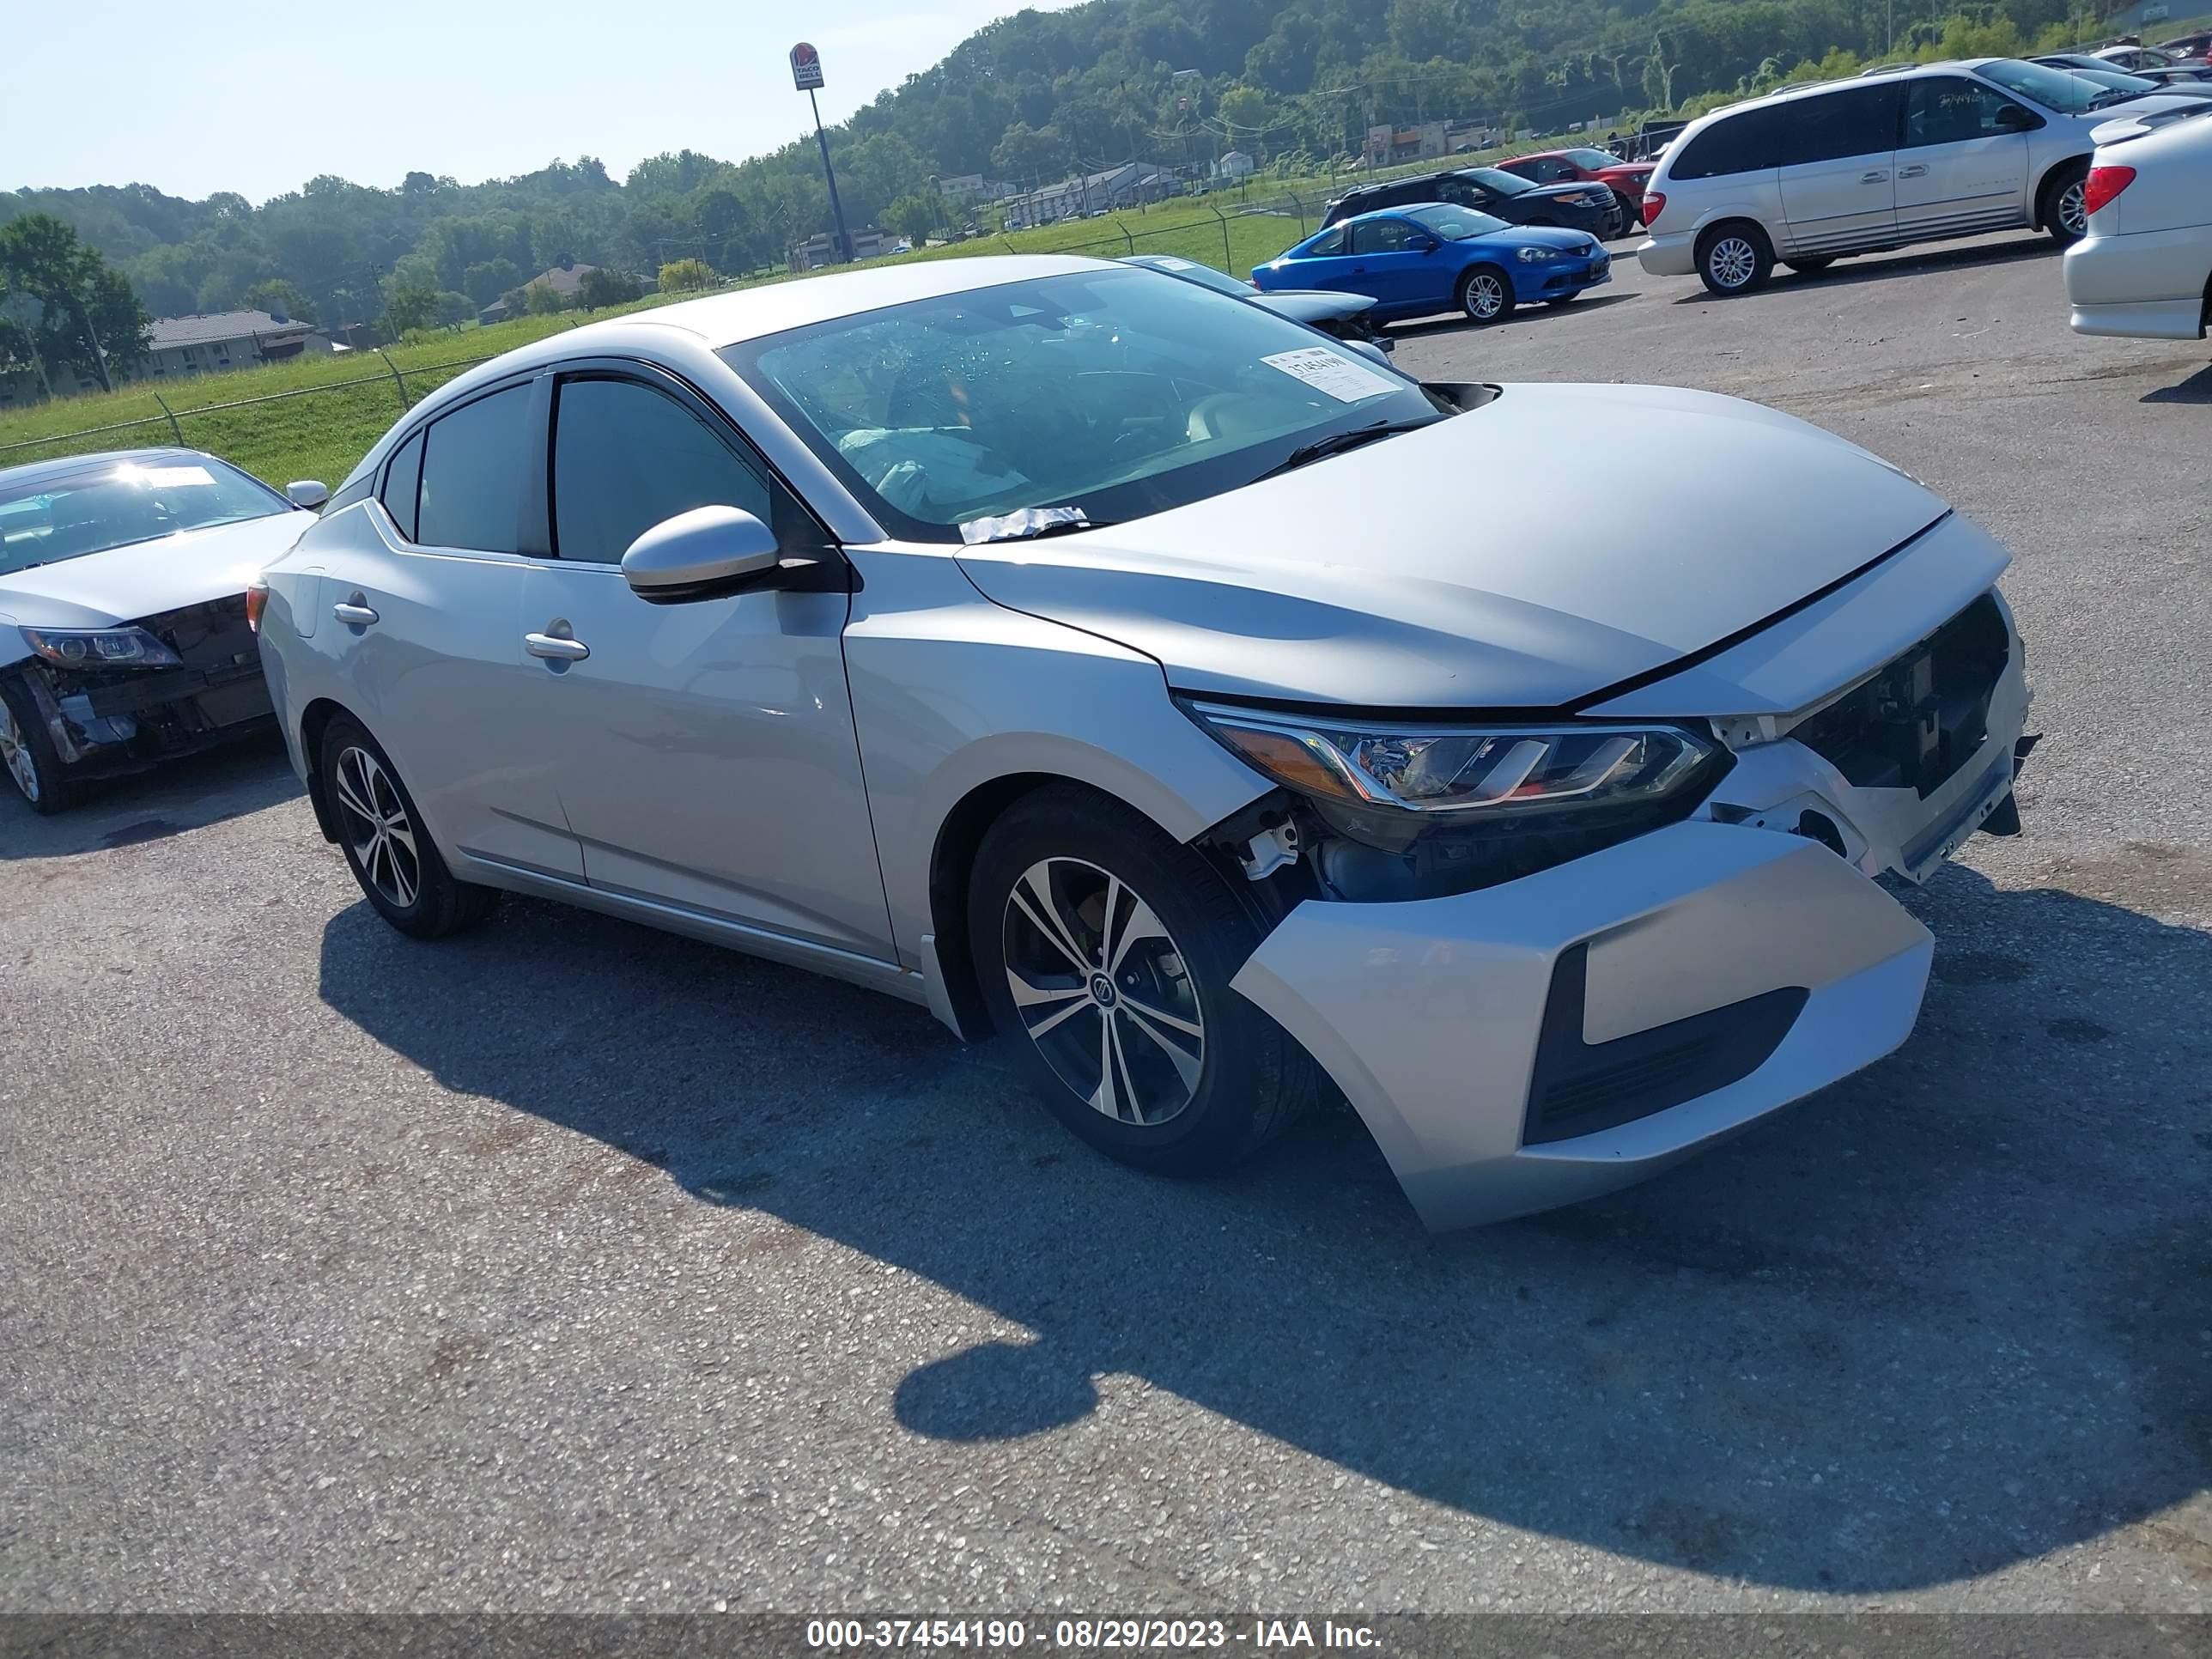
(1476, 223, 1600, 252)
(1516, 180, 1614, 204)
(954, 384, 1949, 710)
(0, 511, 308, 634)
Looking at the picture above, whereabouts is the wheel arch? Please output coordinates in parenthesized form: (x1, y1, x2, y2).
(2032, 152, 2088, 228)
(297, 696, 353, 843)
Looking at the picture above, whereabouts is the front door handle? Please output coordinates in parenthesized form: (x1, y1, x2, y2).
(525, 631, 590, 662)
(331, 599, 380, 627)
(1896, 164, 1928, 179)
(1861, 169, 1890, 183)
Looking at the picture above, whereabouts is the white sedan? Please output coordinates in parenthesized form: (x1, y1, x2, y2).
(2064, 105, 2212, 338)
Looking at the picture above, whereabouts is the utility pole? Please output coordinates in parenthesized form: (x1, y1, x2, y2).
(790, 44, 854, 264)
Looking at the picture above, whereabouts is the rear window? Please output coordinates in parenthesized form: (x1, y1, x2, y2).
(1669, 106, 1784, 178)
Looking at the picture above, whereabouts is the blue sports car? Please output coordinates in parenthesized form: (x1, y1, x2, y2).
(1252, 202, 1610, 326)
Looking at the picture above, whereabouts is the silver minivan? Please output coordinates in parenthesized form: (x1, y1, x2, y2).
(1638, 57, 2206, 292)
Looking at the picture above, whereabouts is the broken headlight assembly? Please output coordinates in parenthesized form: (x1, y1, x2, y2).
(1182, 701, 1730, 902)
(20, 626, 183, 672)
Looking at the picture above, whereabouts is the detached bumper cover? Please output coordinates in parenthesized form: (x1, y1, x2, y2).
(1232, 822, 1933, 1231)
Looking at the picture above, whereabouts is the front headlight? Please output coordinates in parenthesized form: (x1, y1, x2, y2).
(1553, 191, 1595, 205)
(1516, 245, 1561, 262)
(1184, 701, 1728, 896)
(19, 626, 183, 671)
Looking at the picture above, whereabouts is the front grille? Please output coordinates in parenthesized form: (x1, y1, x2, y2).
(1522, 945, 1808, 1146)
(1792, 592, 2008, 799)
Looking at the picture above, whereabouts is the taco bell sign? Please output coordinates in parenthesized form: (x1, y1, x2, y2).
(790, 41, 824, 90)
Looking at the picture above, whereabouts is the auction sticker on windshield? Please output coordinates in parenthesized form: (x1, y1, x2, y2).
(1261, 347, 1401, 403)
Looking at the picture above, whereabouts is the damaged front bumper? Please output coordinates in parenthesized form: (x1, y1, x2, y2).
(1231, 576, 2031, 1231)
(19, 596, 274, 779)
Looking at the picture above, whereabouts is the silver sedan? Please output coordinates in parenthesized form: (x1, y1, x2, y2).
(254, 255, 2031, 1229)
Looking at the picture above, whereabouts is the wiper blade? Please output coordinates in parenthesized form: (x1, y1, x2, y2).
(1255, 417, 1439, 482)
(959, 505, 1115, 544)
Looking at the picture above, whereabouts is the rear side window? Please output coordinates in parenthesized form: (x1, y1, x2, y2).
(380, 431, 422, 541)
(416, 385, 532, 553)
(1669, 106, 1784, 178)
(550, 377, 771, 564)
(1770, 84, 1901, 167)
(1304, 226, 1347, 255)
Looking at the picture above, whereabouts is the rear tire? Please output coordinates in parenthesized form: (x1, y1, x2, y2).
(1457, 264, 1515, 324)
(2042, 160, 2090, 246)
(1697, 222, 1773, 295)
(318, 713, 499, 939)
(1784, 256, 1837, 276)
(968, 786, 1316, 1176)
(0, 675, 72, 816)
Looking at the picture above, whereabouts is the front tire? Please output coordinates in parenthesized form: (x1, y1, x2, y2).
(318, 713, 498, 939)
(969, 787, 1315, 1176)
(0, 675, 72, 815)
(1697, 222, 1773, 295)
(1457, 264, 1515, 325)
(2042, 161, 2090, 246)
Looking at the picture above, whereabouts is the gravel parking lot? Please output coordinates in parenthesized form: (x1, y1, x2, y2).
(3, 230, 2209, 1617)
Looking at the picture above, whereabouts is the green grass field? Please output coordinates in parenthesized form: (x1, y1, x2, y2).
(0, 148, 1536, 488)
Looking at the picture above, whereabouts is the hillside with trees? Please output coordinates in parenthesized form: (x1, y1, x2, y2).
(3, 0, 2113, 339)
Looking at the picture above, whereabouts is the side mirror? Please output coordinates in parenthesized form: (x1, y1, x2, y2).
(1344, 338, 1397, 369)
(286, 480, 329, 510)
(621, 505, 781, 605)
(1410, 236, 1440, 253)
(1995, 103, 2036, 130)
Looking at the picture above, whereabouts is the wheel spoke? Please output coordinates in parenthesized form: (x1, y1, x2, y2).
(1105, 1014, 1146, 1123)
(1120, 1006, 1201, 1096)
(1108, 893, 1170, 975)
(1012, 863, 1094, 970)
(1121, 994, 1201, 1040)
(386, 840, 419, 907)
(1090, 1006, 1125, 1121)
(334, 753, 377, 825)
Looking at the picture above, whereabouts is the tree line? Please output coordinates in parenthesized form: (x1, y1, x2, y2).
(3, 0, 2114, 385)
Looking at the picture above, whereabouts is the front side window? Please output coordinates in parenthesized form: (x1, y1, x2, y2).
(0, 455, 289, 575)
(416, 385, 532, 553)
(1903, 77, 2036, 145)
(550, 377, 771, 563)
(1351, 217, 1421, 254)
(724, 268, 1443, 543)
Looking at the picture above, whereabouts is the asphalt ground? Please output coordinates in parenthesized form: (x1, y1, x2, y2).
(3, 229, 2209, 1620)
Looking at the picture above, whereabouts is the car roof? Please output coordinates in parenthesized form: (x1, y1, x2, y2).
(1324, 201, 1454, 228)
(0, 447, 219, 490)
(1698, 58, 1996, 119)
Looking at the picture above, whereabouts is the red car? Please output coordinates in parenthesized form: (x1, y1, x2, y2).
(1495, 148, 1657, 237)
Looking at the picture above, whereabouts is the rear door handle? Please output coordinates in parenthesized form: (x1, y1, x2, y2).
(525, 632, 590, 662)
(1896, 164, 1928, 179)
(1862, 169, 1890, 183)
(331, 599, 380, 626)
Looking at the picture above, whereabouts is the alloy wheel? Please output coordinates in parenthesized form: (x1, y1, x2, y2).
(0, 697, 38, 803)
(1709, 235, 1759, 290)
(1000, 856, 1206, 1127)
(2057, 179, 2088, 240)
(1463, 271, 1506, 320)
(333, 745, 421, 909)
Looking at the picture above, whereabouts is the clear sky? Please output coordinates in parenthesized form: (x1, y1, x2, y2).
(5, 0, 1065, 204)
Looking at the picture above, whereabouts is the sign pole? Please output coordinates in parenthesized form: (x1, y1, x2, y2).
(790, 44, 854, 265)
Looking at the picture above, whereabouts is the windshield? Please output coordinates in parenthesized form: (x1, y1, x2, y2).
(1561, 147, 1618, 168)
(2064, 64, 2168, 95)
(1406, 203, 1512, 240)
(1979, 56, 2157, 112)
(1121, 256, 1250, 297)
(0, 456, 287, 576)
(1458, 167, 1535, 196)
(722, 268, 1443, 543)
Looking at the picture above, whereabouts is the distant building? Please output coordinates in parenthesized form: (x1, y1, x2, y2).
(1000, 162, 1175, 230)
(1213, 150, 1256, 181)
(125, 309, 331, 384)
(934, 173, 991, 204)
(787, 227, 901, 271)
(521, 262, 600, 302)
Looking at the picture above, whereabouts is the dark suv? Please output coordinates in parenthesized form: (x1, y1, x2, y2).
(1319, 167, 1618, 240)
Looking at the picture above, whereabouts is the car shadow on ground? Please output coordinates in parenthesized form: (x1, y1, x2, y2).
(1670, 234, 2056, 304)
(317, 854, 2211, 1594)
(0, 731, 301, 860)
(1388, 290, 1636, 342)
(2143, 362, 2212, 404)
